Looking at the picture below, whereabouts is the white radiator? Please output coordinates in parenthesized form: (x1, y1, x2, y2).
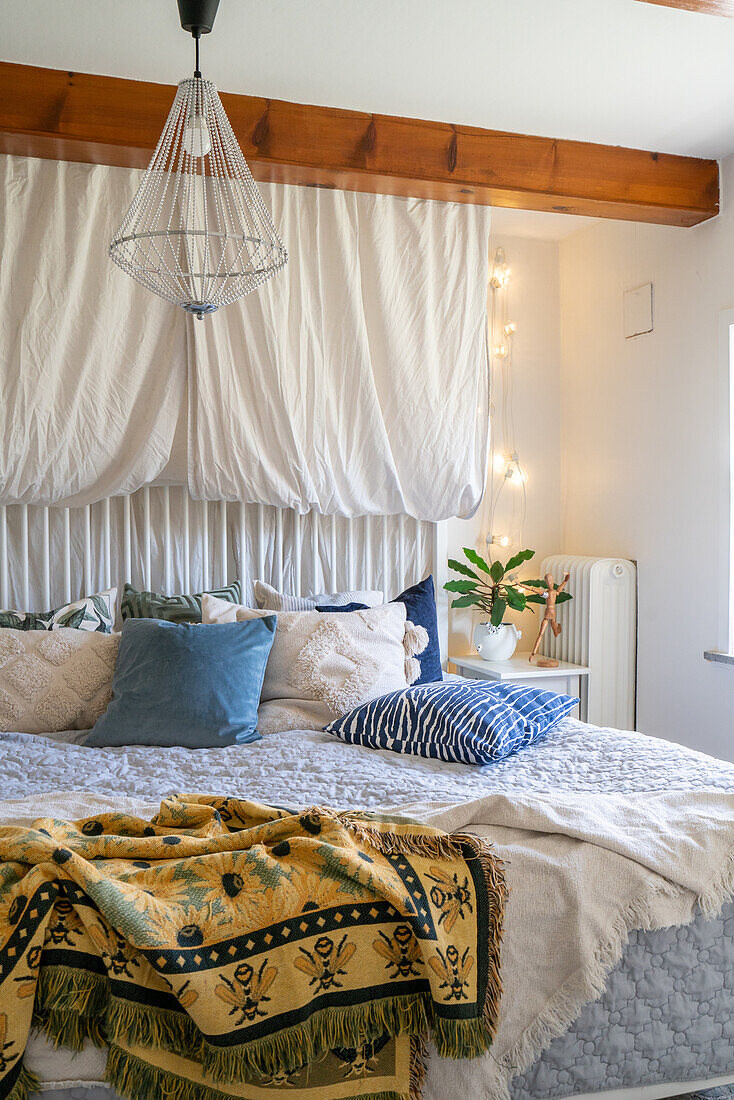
(539, 555, 637, 730)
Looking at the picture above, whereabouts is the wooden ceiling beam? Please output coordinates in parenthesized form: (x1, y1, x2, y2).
(0, 62, 719, 227)
(634, 0, 734, 16)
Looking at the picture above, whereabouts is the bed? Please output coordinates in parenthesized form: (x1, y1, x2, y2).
(1, 490, 733, 1100)
(3, 714, 734, 1100)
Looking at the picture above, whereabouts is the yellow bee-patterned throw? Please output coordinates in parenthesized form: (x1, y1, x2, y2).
(0, 796, 506, 1100)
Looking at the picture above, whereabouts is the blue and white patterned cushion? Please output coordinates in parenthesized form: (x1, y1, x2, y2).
(323, 679, 577, 765)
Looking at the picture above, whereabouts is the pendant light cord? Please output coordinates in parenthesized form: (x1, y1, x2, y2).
(194, 32, 201, 79)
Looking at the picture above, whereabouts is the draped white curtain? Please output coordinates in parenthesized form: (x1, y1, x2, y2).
(0, 155, 186, 506)
(0, 154, 490, 520)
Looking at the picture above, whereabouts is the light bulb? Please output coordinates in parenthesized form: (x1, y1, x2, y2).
(503, 321, 517, 336)
(493, 454, 508, 473)
(491, 534, 511, 548)
(490, 247, 511, 289)
(504, 454, 527, 486)
(183, 116, 212, 158)
(493, 343, 509, 359)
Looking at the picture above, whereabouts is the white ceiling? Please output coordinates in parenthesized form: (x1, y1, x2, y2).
(4, 0, 733, 239)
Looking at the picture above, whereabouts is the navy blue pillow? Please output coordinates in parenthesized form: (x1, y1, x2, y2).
(324, 679, 577, 765)
(316, 575, 442, 685)
(316, 602, 369, 613)
(87, 617, 276, 749)
(393, 576, 441, 685)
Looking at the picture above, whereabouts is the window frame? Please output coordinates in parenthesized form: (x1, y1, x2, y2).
(704, 308, 734, 665)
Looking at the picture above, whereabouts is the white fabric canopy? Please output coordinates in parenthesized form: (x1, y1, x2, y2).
(0, 154, 490, 519)
(188, 184, 491, 519)
(0, 155, 186, 507)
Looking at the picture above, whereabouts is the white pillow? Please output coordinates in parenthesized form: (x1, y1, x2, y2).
(203, 595, 409, 734)
(0, 628, 119, 734)
(253, 580, 383, 612)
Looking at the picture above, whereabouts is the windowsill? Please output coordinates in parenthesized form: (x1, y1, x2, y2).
(704, 651, 734, 666)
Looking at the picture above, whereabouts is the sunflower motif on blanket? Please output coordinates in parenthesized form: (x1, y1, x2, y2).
(111, 880, 165, 925)
(140, 860, 207, 912)
(0, 887, 28, 935)
(290, 869, 356, 914)
(184, 852, 260, 907)
(159, 902, 224, 948)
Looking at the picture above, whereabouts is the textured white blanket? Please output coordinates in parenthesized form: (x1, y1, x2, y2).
(407, 790, 734, 1099)
(2, 719, 734, 1099)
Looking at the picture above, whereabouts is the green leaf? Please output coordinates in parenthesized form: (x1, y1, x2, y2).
(490, 560, 504, 583)
(525, 594, 547, 606)
(490, 598, 507, 626)
(504, 586, 527, 611)
(451, 594, 483, 609)
(444, 579, 478, 593)
(521, 579, 549, 590)
(503, 548, 535, 573)
(447, 558, 480, 580)
(557, 591, 573, 603)
(463, 547, 491, 575)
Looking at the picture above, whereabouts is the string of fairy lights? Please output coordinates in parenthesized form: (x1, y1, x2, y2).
(485, 246, 527, 558)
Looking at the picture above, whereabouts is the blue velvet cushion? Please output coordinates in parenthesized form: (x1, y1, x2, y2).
(87, 617, 276, 749)
(316, 575, 442, 685)
(324, 679, 577, 765)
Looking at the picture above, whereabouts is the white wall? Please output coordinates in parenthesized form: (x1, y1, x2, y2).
(559, 157, 734, 758)
(447, 235, 563, 657)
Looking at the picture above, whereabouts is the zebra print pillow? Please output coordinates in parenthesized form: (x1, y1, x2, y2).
(323, 680, 577, 765)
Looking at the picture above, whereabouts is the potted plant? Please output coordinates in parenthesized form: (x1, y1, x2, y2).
(444, 548, 572, 662)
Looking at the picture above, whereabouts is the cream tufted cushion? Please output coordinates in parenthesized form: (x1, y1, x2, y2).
(0, 629, 118, 734)
(202, 595, 409, 734)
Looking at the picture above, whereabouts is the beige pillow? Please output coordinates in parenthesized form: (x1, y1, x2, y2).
(203, 595, 410, 734)
(0, 628, 119, 734)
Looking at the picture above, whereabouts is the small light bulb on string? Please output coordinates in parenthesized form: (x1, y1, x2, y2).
(504, 453, 527, 487)
(489, 247, 511, 290)
(503, 321, 517, 336)
(490, 534, 511, 549)
(493, 453, 508, 473)
(493, 343, 509, 359)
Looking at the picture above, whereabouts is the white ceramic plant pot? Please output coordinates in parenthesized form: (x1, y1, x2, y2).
(473, 622, 522, 662)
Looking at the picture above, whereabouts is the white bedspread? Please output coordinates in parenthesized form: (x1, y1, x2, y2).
(4, 718, 734, 809)
(3, 718, 734, 1100)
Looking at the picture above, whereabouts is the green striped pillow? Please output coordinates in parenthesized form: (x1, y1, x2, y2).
(121, 581, 242, 624)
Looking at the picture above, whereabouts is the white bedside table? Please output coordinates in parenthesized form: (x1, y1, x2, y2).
(449, 654, 590, 717)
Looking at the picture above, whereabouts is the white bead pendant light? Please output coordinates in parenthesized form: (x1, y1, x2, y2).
(109, 0, 287, 319)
